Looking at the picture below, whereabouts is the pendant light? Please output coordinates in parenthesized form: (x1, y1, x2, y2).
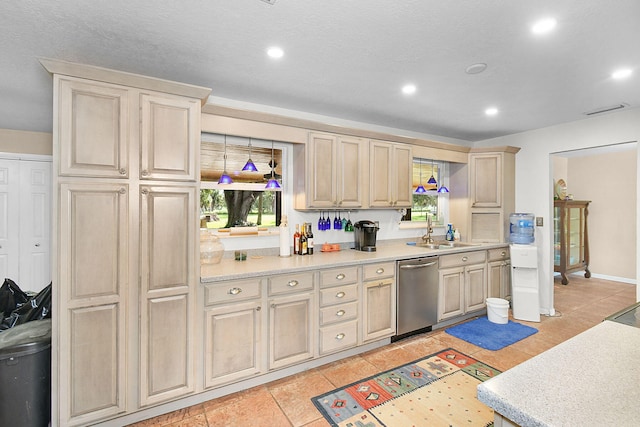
(437, 184, 449, 193)
(427, 159, 437, 185)
(242, 138, 258, 172)
(217, 135, 233, 184)
(415, 158, 426, 193)
(265, 140, 281, 189)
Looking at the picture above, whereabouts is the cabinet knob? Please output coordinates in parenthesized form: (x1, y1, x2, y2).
(256, 306, 261, 311)
(119, 188, 126, 194)
(119, 168, 127, 175)
(462, 256, 468, 262)
(228, 287, 242, 295)
(336, 291, 346, 299)
(335, 333, 345, 340)
(376, 267, 385, 275)
(501, 251, 507, 257)
(141, 169, 150, 177)
(336, 310, 346, 317)
(35, 243, 41, 247)
(288, 280, 299, 287)
(336, 273, 345, 280)
(141, 188, 149, 195)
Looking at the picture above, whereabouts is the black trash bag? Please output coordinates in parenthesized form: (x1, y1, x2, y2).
(0, 282, 51, 330)
(0, 278, 29, 323)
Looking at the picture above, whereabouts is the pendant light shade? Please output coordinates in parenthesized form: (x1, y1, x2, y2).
(218, 135, 233, 184)
(437, 185, 449, 193)
(242, 138, 258, 172)
(427, 159, 437, 185)
(265, 140, 281, 189)
(415, 158, 426, 193)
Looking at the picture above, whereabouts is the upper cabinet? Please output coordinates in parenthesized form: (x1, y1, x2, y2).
(57, 76, 200, 181)
(294, 132, 367, 209)
(468, 148, 518, 243)
(368, 140, 412, 208)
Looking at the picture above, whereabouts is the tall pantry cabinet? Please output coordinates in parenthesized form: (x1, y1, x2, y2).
(42, 59, 211, 426)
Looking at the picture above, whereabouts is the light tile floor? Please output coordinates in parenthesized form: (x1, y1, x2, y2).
(130, 275, 636, 427)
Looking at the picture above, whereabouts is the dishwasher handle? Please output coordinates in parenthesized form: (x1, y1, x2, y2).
(400, 261, 437, 269)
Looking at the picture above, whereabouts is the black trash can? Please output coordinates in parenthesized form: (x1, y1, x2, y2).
(0, 319, 52, 427)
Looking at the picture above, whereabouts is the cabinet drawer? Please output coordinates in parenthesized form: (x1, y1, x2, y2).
(319, 320, 358, 355)
(439, 250, 487, 268)
(319, 301, 358, 326)
(363, 262, 395, 281)
(319, 283, 358, 307)
(488, 247, 510, 262)
(204, 279, 261, 306)
(320, 266, 359, 288)
(268, 272, 314, 296)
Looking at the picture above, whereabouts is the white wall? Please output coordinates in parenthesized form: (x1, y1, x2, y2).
(475, 107, 640, 311)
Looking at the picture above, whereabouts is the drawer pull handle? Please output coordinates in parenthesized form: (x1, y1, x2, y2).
(336, 273, 346, 280)
(501, 251, 506, 256)
(462, 256, 468, 262)
(228, 287, 242, 295)
(288, 280, 299, 287)
(335, 333, 345, 340)
(376, 268, 385, 274)
(336, 310, 346, 317)
(336, 291, 346, 298)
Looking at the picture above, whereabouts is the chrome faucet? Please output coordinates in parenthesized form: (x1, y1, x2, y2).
(422, 216, 434, 243)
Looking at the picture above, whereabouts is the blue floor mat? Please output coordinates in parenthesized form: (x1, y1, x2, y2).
(445, 316, 538, 351)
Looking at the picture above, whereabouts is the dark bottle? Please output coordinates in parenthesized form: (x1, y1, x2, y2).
(300, 223, 308, 255)
(306, 223, 314, 255)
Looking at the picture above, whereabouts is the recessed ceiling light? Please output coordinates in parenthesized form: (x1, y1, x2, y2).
(531, 18, 557, 34)
(402, 84, 417, 95)
(612, 68, 633, 79)
(267, 47, 284, 59)
(466, 63, 487, 74)
(485, 107, 499, 116)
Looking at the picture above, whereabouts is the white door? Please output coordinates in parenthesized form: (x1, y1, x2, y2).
(0, 159, 20, 284)
(19, 160, 51, 292)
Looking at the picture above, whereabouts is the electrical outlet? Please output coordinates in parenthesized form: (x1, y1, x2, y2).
(536, 217, 543, 227)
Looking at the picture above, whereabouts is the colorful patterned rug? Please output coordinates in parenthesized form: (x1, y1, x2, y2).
(445, 316, 538, 351)
(311, 348, 500, 427)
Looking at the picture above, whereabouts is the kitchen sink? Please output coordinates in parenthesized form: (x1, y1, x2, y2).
(414, 241, 479, 249)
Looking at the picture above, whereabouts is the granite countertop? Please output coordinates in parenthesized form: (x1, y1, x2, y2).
(200, 240, 508, 283)
(477, 320, 640, 427)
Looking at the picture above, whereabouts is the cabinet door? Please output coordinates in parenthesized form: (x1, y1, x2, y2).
(269, 292, 314, 370)
(140, 94, 200, 181)
(438, 267, 464, 321)
(362, 278, 396, 342)
(139, 185, 197, 406)
(487, 260, 503, 299)
(369, 140, 393, 207)
(470, 153, 502, 207)
(336, 136, 366, 208)
(306, 132, 337, 207)
(58, 182, 128, 425)
(204, 300, 262, 388)
(58, 77, 129, 178)
(393, 144, 413, 207)
(465, 264, 487, 312)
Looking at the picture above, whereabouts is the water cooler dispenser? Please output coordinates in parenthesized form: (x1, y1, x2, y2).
(509, 213, 541, 322)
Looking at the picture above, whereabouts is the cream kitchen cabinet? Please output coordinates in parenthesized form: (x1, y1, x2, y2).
(268, 271, 315, 370)
(487, 247, 511, 300)
(294, 132, 367, 209)
(318, 266, 360, 355)
(139, 185, 198, 407)
(57, 76, 200, 181)
(468, 148, 518, 243)
(203, 278, 263, 388)
(438, 251, 487, 321)
(361, 262, 396, 342)
(45, 59, 210, 426)
(368, 140, 412, 208)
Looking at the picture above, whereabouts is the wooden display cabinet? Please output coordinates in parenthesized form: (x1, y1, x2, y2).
(554, 200, 591, 285)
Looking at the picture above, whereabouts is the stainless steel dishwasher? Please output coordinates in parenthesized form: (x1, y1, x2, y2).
(393, 256, 439, 341)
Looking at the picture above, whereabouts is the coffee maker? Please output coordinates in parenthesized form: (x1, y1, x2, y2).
(354, 220, 379, 252)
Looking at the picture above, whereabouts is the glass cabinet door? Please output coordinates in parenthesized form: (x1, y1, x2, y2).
(553, 206, 561, 266)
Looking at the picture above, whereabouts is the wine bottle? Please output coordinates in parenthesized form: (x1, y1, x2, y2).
(300, 223, 308, 255)
(306, 223, 314, 255)
(293, 224, 301, 255)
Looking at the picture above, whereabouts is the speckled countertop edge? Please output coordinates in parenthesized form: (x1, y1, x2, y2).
(477, 321, 640, 427)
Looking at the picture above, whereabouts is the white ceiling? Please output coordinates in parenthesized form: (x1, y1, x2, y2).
(2, 0, 640, 142)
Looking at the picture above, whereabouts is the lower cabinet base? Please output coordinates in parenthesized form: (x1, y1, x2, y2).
(90, 338, 390, 427)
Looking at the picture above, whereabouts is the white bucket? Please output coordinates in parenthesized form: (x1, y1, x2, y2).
(486, 298, 509, 324)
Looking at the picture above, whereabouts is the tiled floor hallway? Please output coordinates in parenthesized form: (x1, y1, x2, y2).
(130, 275, 636, 427)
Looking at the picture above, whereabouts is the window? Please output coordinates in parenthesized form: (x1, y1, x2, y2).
(200, 134, 284, 229)
(402, 158, 449, 226)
